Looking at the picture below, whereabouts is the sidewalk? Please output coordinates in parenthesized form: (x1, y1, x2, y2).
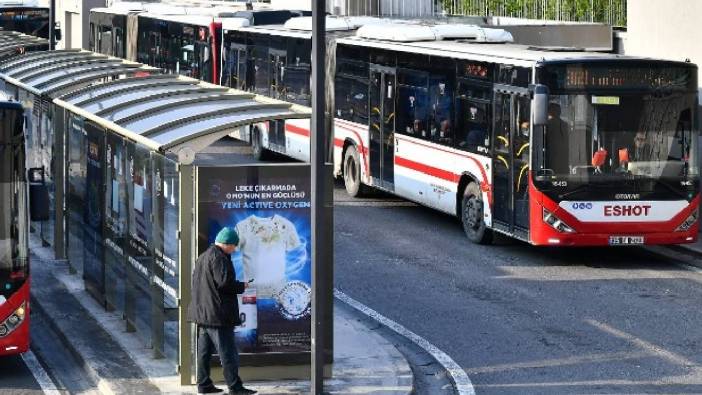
(29, 238, 413, 395)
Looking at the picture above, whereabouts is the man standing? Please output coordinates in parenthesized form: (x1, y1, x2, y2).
(187, 227, 257, 395)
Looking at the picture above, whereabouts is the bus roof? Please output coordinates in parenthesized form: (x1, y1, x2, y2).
(230, 16, 381, 38)
(0, 0, 39, 7)
(91, 4, 145, 16)
(337, 28, 694, 67)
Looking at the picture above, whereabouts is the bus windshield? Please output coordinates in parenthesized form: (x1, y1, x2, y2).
(542, 91, 699, 184)
(0, 9, 50, 39)
(0, 107, 28, 301)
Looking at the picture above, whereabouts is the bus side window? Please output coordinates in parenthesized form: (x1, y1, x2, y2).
(89, 23, 95, 51)
(115, 28, 124, 58)
(136, 30, 148, 64)
(428, 75, 453, 146)
(455, 98, 490, 153)
(397, 68, 429, 140)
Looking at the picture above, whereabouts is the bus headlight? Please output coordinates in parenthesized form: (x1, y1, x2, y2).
(543, 208, 575, 233)
(676, 208, 699, 232)
(0, 302, 26, 338)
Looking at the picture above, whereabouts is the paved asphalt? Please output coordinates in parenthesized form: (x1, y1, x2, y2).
(333, 183, 702, 395)
(3, 179, 700, 395)
(0, 355, 43, 395)
(0, 303, 98, 395)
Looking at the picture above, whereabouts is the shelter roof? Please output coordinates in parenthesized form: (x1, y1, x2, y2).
(0, 49, 310, 163)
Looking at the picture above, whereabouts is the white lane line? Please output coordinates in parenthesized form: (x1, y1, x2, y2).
(21, 350, 62, 395)
(334, 289, 476, 395)
(585, 319, 696, 367)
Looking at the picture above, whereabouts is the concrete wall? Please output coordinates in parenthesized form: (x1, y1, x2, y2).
(627, 1, 701, 92)
(55, 0, 106, 49)
(627, 0, 702, 183)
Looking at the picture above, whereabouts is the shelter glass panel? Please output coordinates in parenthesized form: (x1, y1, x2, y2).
(151, 109, 295, 145)
(65, 78, 185, 104)
(125, 142, 153, 347)
(83, 121, 106, 302)
(104, 131, 128, 314)
(67, 114, 86, 274)
(39, 67, 144, 92)
(152, 153, 179, 363)
(81, 86, 199, 113)
(104, 96, 199, 122)
(122, 100, 249, 134)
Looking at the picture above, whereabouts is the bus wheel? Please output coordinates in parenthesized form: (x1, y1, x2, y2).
(343, 145, 366, 197)
(252, 127, 267, 161)
(461, 182, 492, 244)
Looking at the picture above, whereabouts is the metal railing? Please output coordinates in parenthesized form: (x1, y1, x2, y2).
(329, 0, 626, 26)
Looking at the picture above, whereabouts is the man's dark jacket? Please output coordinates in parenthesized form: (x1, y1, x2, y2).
(187, 244, 246, 327)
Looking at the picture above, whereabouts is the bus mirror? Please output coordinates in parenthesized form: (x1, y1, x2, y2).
(54, 22, 62, 42)
(532, 84, 549, 126)
(28, 168, 50, 222)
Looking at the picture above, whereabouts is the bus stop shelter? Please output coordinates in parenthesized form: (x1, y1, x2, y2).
(0, 48, 330, 384)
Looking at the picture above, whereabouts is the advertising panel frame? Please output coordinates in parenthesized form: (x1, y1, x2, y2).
(193, 163, 332, 380)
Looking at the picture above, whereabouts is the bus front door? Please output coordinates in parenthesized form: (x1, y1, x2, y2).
(369, 66, 396, 191)
(492, 89, 530, 239)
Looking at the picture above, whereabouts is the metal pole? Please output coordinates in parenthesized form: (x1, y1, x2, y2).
(311, 0, 326, 393)
(49, 0, 56, 49)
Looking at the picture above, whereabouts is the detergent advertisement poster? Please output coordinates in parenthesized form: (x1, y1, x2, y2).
(197, 164, 311, 354)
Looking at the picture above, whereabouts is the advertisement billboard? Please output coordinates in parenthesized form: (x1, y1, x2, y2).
(198, 164, 312, 355)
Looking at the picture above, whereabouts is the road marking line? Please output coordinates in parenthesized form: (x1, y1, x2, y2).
(334, 200, 418, 207)
(466, 351, 650, 374)
(334, 289, 476, 395)
(21, 350, 62, 395)
(585, 319, 696, 367)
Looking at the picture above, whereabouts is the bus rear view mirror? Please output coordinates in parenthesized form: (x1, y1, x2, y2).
(28, 168, 49, 222)
(532, 84, 549, 126)
(53, 22, 62, 42)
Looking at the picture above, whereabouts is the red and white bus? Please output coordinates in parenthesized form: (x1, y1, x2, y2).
(0, 97, 30, 356)
(89, 4, 306, 85)
(225, 17, 700, 246)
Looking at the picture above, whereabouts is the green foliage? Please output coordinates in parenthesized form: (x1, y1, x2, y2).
(440, 0, 627, 26)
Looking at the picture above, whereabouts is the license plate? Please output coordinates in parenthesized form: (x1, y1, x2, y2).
(609, 236, 644, 245)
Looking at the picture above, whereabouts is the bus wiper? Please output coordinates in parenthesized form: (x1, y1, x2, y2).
(558, 182, 608, 199)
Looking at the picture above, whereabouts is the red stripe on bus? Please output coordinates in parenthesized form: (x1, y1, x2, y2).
(395, 156, 460, 183)
(334, 124, 370, 174)
(394, 135, 492, 206)
(285, 124, 310, 137)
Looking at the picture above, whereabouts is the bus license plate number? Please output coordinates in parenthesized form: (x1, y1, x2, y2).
(609, 236, 644, 245)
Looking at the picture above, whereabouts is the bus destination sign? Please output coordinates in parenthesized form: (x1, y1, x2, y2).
(562, 65, 694, 90)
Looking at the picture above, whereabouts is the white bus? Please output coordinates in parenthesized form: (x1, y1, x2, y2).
(225, 17, 702, 246)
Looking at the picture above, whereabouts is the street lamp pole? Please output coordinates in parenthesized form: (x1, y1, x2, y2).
(310, 0, 327, 394)
(49, 0, 56, 49)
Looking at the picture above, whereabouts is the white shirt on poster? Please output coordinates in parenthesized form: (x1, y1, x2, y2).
(235, 214, 301, 298)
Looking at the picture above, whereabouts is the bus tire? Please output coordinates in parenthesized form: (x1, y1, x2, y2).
(461, 182, 492, 245)
(252, 127, 267, 161)
(343, 145, 366, 197)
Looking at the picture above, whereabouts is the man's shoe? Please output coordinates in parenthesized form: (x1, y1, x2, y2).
(198, 386, 224, 394)
(229, 387, 257, 395)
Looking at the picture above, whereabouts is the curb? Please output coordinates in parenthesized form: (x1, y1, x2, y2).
(28, 248, 162, 395)
(30, 294, 116, 395)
